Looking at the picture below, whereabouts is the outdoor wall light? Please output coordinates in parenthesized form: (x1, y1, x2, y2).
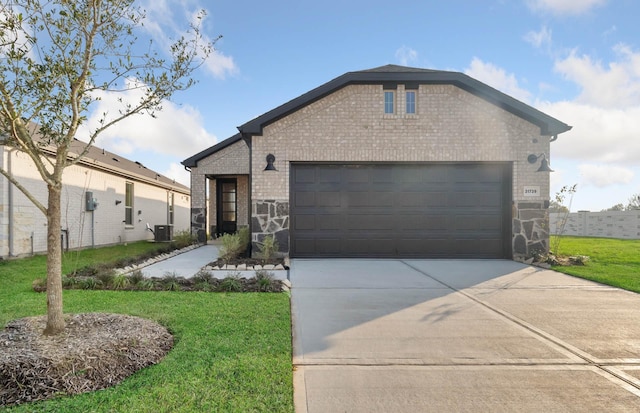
(528, 153, 554, 172)
(264, 153, 277, 171)
(115, 200, 122, 205)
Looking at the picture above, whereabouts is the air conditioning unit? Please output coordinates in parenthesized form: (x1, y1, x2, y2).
(154, 225, 173, 242)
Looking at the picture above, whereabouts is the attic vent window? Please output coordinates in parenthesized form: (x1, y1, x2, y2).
(406, 91, 416, 114)
(384, 91, 395, 114)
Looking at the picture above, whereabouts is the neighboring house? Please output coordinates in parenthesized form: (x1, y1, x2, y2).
(182, 65, 571, 259)
(0, 138, 190, 258)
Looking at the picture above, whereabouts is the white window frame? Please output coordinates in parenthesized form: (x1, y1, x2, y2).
(125, 181, 134, 227)
(405, 90, 416, 114)
(384, 91, 395, 114)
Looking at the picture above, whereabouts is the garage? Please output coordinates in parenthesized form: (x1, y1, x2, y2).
(290, 163, 512, 258)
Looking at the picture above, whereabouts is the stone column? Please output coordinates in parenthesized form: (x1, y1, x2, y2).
(190, 168, 207, 242)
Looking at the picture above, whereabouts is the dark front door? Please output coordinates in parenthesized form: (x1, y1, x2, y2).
(216, 179, 237, 236)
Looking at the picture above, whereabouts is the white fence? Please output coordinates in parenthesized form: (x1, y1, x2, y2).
(549, 211, 640, 239)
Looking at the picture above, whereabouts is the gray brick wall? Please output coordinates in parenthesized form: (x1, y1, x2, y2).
(250, 84, 552, 258)
(189, 140, 250, 237)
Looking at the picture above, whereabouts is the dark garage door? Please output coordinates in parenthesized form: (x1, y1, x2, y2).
(290, 163, 512, 258)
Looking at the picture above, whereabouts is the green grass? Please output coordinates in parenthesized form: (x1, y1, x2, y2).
(0, 242, 293, 412)
(551, 236, 640, 293)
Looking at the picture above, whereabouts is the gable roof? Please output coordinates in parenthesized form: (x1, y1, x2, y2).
(238, 64, 571, 137)
(1, 123, 189, 194)
(181, 133, 244, 168)
(66, 140, 190, 194)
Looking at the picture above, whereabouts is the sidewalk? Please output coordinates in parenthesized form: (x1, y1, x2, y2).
(139, 243, 289, 280)
(141, 243, 219, 278)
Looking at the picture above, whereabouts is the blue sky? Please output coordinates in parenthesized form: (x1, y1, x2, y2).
(86, 0, 640, 212)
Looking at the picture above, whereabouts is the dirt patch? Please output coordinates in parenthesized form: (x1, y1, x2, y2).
(0, 313, 173, 407)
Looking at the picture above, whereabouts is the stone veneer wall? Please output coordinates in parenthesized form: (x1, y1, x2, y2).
(251, 200, 289, 256)
(513, 201, 549, 257)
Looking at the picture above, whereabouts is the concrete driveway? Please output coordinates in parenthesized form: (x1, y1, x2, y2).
(290, 259, 640, 412)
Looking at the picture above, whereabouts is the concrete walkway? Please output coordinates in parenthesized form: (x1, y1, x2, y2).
(139, 243, 289, 280)
(290, 259, 640, 412)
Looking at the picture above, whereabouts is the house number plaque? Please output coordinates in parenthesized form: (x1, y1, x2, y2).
(523, 186, 540, 197)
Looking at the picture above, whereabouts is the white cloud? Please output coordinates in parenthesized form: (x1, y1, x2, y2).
(541, 101, 640, 164)
(538, 44, 640, 165)
(554, 45, 640, 108)
(395, 46, 418, 66)
(79, 81, 217, 159)
(578, 164, 634, 188)
(524, 26, 552, 49)
(464, 58, 532, 103)
(139, 0, 238, 79)
(527, 0, 608, 15)
(163, 162, 191, 187)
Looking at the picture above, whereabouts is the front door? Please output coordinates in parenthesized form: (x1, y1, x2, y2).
(216, 179, 237, 236)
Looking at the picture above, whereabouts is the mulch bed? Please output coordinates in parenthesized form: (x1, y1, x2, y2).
(0, 313, 173, 407)
(209, 257, 287, 268)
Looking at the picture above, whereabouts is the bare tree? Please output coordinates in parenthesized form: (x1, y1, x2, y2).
(628, 193, 640, 210)
(0, 0, 212, 335)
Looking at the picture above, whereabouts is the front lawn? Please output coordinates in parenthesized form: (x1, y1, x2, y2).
(551, 236, 640, 293)
(0, 243, 293, 412)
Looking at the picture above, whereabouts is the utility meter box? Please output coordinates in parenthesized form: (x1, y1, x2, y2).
(85, 191, 98, 211)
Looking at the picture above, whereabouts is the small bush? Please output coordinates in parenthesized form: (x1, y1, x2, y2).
(61, 275, 78, 288)
(81, 278, 101, 290)
(255, 270, 275, 292)
(162, 273, 181, 291)
(193, 270, 213, 283)
(95, 270, 116, 286)
(112, 274, 131, 289)
(569, 255, 590, 265)
(172, 230, 197, 249)
(128, 270, 145, 285)
(219, 274, 242, 292)
(194, 280, 214, 292)
(258, 235, 279, 260)
(219, 229, 250, 261)
(137, 279, 155, 291)
(32, 278, 46, 292)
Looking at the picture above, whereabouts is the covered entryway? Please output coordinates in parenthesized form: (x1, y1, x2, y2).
(290, 163, 512, 258)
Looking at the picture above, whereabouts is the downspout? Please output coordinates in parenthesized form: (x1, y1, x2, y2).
(244, 133, 253, 256)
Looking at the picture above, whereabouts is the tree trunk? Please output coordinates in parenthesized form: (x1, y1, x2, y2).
(43, 184, 65, 335)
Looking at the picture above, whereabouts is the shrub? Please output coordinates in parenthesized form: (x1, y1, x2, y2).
(569, 255, 590, 265)
(258, 235, 279, 260)
(171, 230, 197, 249)
(162, 273, 181, 291)
(81, 278, 101, 290)
(219, 228, 250, 261)
(193, 270, 213, 283)
(136, 279, 156, 291)
(194, 280, 214, 292)
(95, 269, 116, 286)
(61, 275, 78, 288)
(112, 274, 131, 289)
(219, 273, 242, 292)
(128, 270, 145, 285)
(255, 270, 275, 292)
(32, 278, 46, 292)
